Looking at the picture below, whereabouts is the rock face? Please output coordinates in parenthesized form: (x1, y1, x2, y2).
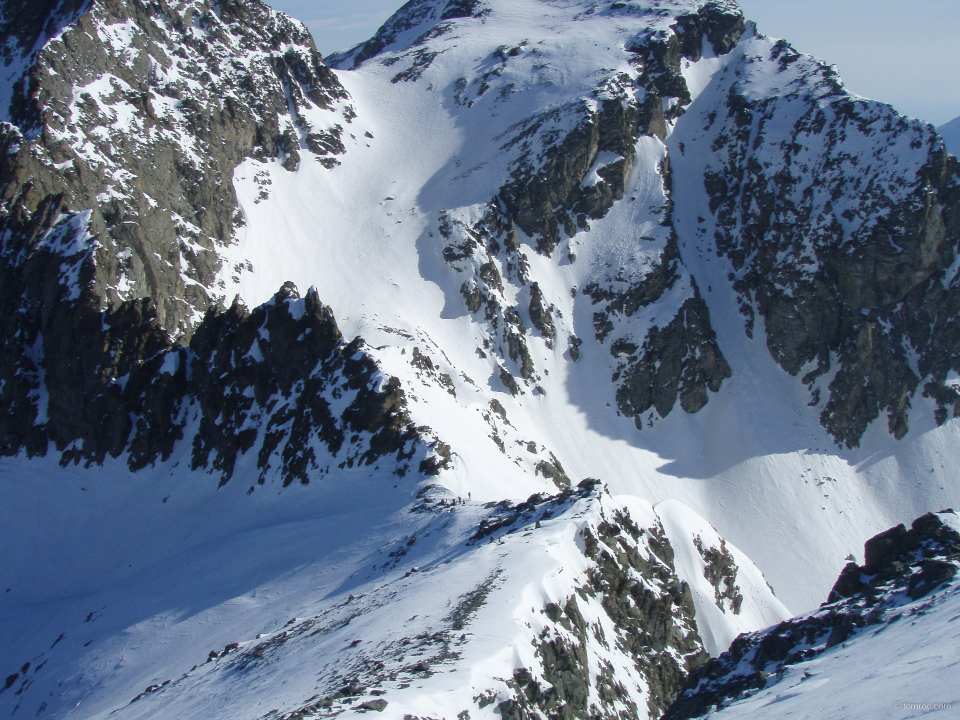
(0, 0, 355, 464)
(467, 483, 710, 720)
(10, 280, 434, 487)
(346, 0, 960, 447)
(587, 253, 731, 422)
(144, 283, 433, 488)
(689, 38, 960, 446)
(663, 510, 960, 720)
(339, 1, 738, 420)
(2, 0, 349, 331)
(494, 5, 742, 423)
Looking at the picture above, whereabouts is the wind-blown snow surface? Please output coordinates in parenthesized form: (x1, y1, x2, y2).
(0, 465, 785, 719)
(667, 511, 960, 720)
(2, 0, 960, 718)
(706, 588, 960, 719)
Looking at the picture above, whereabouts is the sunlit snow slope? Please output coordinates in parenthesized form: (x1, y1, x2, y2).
(219, 0, 958, 612)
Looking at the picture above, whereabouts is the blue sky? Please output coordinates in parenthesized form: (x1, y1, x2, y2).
(265, 0, 960, 126)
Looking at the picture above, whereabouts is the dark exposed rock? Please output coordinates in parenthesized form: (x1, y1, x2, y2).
(829, 510, 960, 603)
(499, 366, 521, 396)
(534, 453, 569, 490)
(664, 511, 960, 720)
(695, 537, 743, 614)
(426, 5, 743, 414)
(699, 42, 960, 446)
(586, 233, 731, 425)
(497, 94, 642, 256)
(2, 0, 348, 333)
(626, 2, 744, 122)
(2, 276, 429, 486)
(440, 207, 538, 384)
(358, 698, 388, 712)
(0, 0, 358, 468)
(528, 282, 555, 346)
(491, 495, 709, 720)
(615, 291, 730, 421)
(582, 514, 708, 718)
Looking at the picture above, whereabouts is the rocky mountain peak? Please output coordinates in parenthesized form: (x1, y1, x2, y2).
(1, 2, 960, 718)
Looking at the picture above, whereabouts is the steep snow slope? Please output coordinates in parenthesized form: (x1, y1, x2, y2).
(216, 0, 959, 611)
(1, 0, 960, 719)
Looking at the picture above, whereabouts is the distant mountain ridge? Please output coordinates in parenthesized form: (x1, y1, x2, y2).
(941, 114, 960, 156)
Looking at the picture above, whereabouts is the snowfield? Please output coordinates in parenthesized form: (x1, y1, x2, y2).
(1, 0, 959, 718)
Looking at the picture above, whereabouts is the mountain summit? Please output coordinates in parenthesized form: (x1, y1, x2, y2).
(941, 115, 960, 156)
(1, 1, 958, 718)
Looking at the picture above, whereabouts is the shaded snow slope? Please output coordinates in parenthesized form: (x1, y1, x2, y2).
(0, 470, 787, 720)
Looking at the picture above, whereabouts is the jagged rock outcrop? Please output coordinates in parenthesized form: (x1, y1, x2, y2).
(141, 283, 429, 488)
(663, 510, 960, 719)
(692, 36, 960, 446)
(586, 237, 731, 423)
(470, 482, 709, 720)
(696, 536, 743, 614)
(0, 0, 356, 466)
(496, 87, 644, 256)
(626, 0, 744, 119)
(4, 279, 434, 487)
(494, 1, 744, 257)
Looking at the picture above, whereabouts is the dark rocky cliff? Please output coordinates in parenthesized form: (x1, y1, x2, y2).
(663, 510, 960, 719)
(2, 0, 960, 476)
(0, 0, 365, 468)
(688, 36, 960, 446)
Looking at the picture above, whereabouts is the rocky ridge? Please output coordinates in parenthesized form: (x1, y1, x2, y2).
(1, 481, 749, 720)
(0, 0, 360, 466)
(663, 510, 960, 719)
(681, 33, 960, 446)
(22, 279, 441, 487)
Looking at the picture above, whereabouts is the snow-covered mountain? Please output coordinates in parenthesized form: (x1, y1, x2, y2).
(941, 115, 960, 157)
(1, 0, 959, 718)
